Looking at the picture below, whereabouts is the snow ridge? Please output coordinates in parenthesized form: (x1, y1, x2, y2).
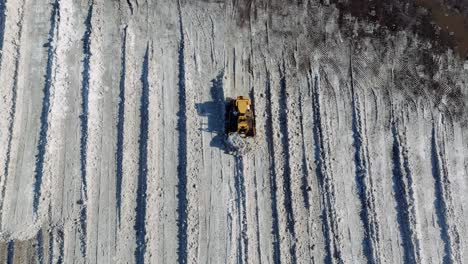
(79, 1, 93, 203)
(430, 124, 461, 264)
(278, 64, 298, 263)
(77, 2, 93, 258)
(264, 70, 281, 264)
(431, 125, 452, 264)
(0, 5, 23, 226)
(56, 228, 64, 264)
(400, 122, 422, 263)
(36, 230, 44, 264)
(32, 0, 60, 217)
(390, 115, 418, 264)
(349, 57, 381, 263)
(248, 87, 264, 263)
(310, 72, 343, 264)
(438, 126, 462, 264)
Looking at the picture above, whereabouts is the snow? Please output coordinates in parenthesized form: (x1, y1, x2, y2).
(224, 134, 256, 156)
(0, 0, 467, 263)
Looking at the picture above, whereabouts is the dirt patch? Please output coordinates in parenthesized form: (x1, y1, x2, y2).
(333, 0, 468, 58)
(417, 0, 468, 57)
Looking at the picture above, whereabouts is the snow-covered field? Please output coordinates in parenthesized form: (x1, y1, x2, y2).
(0, 0, 467, 263)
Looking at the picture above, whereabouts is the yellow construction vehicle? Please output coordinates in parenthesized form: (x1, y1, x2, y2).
(226, 96, 256, 137)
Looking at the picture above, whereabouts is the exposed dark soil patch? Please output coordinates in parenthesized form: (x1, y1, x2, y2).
(333, 0, 468, 58)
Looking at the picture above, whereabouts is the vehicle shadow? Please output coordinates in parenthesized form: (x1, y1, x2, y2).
(195, 71, 227, 151)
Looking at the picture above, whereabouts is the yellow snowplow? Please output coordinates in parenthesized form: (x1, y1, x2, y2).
(226, 96, 256, 137)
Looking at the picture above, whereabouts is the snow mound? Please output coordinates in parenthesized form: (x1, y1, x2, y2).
(224, 133, 255, 156)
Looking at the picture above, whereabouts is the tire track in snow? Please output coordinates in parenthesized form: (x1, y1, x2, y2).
(0, 5, 23, 225)
(77, 3, 93, 258)
(278, 64, 297, 264)
(349, 56, 380, 264)
(234, 156, 248, 264)
(134, 45, 150, 264)
(310, 72, 342, 264)
(389, 111, 420, 264)
(176, 2, 188, 262)
(430, 124, 461, 264)
(264, 70, 281, 264)
(32, 0, 60, 216)
(115, 25, 127, 226)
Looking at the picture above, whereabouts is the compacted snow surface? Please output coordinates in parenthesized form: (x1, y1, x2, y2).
(0, 0, 468, 263)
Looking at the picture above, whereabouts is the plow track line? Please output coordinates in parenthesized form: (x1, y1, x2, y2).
(37, 229, 44, 264)
(48, 229, 54, 264)
(300, 78, 315, 262)
(57, 227, 64, 264)
(115, 25, 127, 226)
(0, 5, 23, 225)
(278, 64, 297, 264)
(439, 124, 462, 264)
(265, 70, 281, 264)
(390, 115, 418, 264)
(349, 56, 380, 264)
(310, 72, 342, 264)
(77, 3, 93, 258)
(234, 156, 248, 264)
(250, 84, 262, 262)
(32, 0, 60, 217)
(362, 96, 381, 261)
(249, 88, 263, 263)
(176, 2, 188, 263)
(80, 2, 93, 203)
(298, 86, 310, 210)
(134, 45, 150, 264)
(401, 114, 422, 263)
(431, 125, 453, 264)
(431, 123, 462, 264)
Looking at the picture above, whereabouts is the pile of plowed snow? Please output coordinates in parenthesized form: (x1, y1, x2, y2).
(224, 134, 255, 156)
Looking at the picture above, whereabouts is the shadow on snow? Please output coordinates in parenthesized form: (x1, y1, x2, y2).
(195, 71, 227, 151)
